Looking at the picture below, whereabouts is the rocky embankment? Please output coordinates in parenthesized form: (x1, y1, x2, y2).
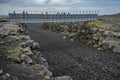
(79, 21, 120, 52)
(0, 23, 73, 80)
(42, 20, 120, 53)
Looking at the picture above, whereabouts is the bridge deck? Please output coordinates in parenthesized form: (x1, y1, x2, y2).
(9, 18, 97, 23)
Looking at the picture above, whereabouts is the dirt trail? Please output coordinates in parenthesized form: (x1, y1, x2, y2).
(28, 24, 120, 80)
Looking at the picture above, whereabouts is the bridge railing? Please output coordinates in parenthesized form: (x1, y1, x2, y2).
(9, 11, 99, 23)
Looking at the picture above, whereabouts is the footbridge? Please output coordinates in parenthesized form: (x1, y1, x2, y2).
(9, 11, 99, 23)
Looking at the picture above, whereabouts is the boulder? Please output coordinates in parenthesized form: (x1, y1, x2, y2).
(31, 42, 40, 50)
(91, 27, 99, 32)
(34, 51, 41, 59)
(2, 24, 19, 36)
(107, 40, 120, 52)
(0, 41, 4, 44)
(26, 40, 34, 47)
(22, 47, 33, 55)
(101, 40, 111, 50)
(101, 38, 120, 52)
(20, 54, 32, 64)
(103, 31, 120, 38)
(112, 32, 120, 39)
(36, 55, 48, 68)
(20, 42, 27, 48)
(7, 50, 14, 54)
(21, 35, 31, 40)
(0, 73, 11, 80)
(8, 31, 17, 35)
(6, 39, 13, 43)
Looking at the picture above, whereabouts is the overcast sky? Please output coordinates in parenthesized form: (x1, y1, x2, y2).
(0, 0, 120, 15)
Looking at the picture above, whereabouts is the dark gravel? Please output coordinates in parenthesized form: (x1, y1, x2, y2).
(27, 23, 120, 80)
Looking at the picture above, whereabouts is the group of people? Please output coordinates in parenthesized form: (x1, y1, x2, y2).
(13, 11, 71, 15)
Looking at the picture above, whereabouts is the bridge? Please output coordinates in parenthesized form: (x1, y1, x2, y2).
(9, 11, 99, 23)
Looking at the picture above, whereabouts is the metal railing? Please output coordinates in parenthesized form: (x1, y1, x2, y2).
(9, 11, 99, 23)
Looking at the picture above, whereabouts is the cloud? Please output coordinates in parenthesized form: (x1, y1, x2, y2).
(0, 0, 120, 15)
(32, 0, 48, 4)
(51, 0, 65, 4)
(0, 0, 83, 6)
(0, 0, 11, 3)
(50, 0, 82, 5)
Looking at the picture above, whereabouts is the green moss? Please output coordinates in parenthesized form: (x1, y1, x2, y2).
(9, 46, 22, 62)
(86, 20, 103, 27)
(15, 21, 22, 27)
(44, 75, 50, 80)
(9, 35, 22, 40)
(61, 31, 77, 36)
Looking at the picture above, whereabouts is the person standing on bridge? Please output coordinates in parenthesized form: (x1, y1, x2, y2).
(22, 11, 25, 19)
(46, 11, 48, 15)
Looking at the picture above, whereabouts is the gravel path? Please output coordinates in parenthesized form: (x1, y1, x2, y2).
(28, 24, 120, 80)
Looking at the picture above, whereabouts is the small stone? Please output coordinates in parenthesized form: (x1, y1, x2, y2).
(70, 38, 74, 42)
(98, 47, 102, 50)
(0, 69, 3, 74)
(63, 36, 66, 39)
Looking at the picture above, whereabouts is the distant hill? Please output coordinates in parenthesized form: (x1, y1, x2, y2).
(0, 15, 8, 18)
(0, 15, 9, 22)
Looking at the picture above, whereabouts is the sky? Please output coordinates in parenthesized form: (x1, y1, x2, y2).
(0, 0, 120, 15)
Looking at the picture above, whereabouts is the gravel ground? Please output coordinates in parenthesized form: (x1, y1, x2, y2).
(27, 23, 120, 80)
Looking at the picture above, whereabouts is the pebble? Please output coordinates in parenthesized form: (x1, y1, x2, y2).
(63, 36, 66, 39)
(70, 38, 74, 42)
(0, 69, 3, 74)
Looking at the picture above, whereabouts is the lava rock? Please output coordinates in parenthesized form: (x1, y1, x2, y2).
(20, 42, 27, 48)
(36, 55, 48, 68)
(20, 54, 33, 64)
(21, 35, 31, 40)
(22, 47, 33, 56)
(31, 42, 40, 50)
(26, 40, 34, 47)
